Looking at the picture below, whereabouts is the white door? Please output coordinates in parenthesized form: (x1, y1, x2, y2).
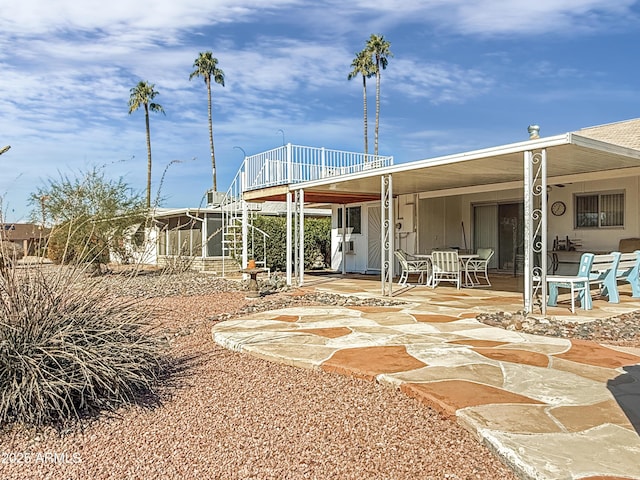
(368, 206, 381, 271)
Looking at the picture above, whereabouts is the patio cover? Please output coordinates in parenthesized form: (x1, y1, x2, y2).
(243, 118, 640, 312)
(284, 119, 640, 203)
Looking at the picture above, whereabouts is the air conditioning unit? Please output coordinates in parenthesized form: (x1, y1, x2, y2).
(206, 190, 226, 206)
(339, 241, 355, 254)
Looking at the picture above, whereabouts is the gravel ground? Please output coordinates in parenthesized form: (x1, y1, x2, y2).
(2, 269, 638, 479)
(476, 308, 640, 348)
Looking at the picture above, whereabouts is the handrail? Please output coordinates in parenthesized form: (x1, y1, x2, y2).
(243, 144, 393, 191)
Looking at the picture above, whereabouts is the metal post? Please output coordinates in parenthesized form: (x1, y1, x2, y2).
(341, 205, 346, 275)
(286, 143, 292, 183)
(524, 149, 548, 314)
(524, 150, 532, 313)
(242, 199, 248, 270)
(381, 174, 393, 296)
(299, 189, 305, 286)
(201, 213, 207, 258)
(541, 149, 548, 315)
(286, 190, 293, 285)
(294, 190, 299, 284)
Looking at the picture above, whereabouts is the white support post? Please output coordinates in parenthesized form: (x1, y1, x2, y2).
(242, 199, 248, 270)
(294, 190, 299, 283)
(524, 150, 532, 313)
(381, 174, 394, 296)
(541, 149, 548, 315)
(286, 190, 293, 285)
(523, 149, 548, 314)
(201, 214, 207, 258)
(341, 204, 346, 275)
(299, 189, 305, 286)
(286, 143, 292, 183)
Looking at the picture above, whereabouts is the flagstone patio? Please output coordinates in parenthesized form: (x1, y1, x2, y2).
(213, 273, 640, 480)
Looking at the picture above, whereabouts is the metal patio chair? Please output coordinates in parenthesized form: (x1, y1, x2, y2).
(431, 250, 461, 289)
(394, 249, 430, 287)
(463, 248, 494, 287)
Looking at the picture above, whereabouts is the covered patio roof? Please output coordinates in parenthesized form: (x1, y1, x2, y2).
(247, 119, 640, 204)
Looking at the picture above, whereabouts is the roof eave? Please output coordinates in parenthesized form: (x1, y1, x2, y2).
(569, 132, 640, 160)
(291, 133, 571, 191)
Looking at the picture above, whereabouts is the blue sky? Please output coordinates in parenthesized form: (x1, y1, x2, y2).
(2, 0, 640, 221)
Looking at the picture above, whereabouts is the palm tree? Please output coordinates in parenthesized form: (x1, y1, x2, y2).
(348, 49, 375, 155)
(128, 81, 165, 209)
(189, 51, 225, 192)
(366, 34, 393, 156)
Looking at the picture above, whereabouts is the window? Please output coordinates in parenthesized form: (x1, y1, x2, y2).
(575, 191, 624, 228)
(337, 206, 361, 234)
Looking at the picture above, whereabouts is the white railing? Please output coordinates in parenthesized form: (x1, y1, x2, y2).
(244, 144, 393, 191)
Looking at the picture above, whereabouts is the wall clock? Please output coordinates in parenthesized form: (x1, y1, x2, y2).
(551, 201, 566, 216)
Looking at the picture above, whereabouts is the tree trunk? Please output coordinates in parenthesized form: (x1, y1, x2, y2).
(144, 104, 152, 210)
(207, 78, 217, 192)
(362, 75, 368, 155)
(374, 62, 381, 156)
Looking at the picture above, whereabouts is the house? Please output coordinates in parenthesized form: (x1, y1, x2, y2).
(0, 222, 50, 256)
(230, 118, 640, 313)
(145, 200, 330, 274)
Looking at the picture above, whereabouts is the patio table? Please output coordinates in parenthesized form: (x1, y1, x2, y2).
(413, 253, 479, 287)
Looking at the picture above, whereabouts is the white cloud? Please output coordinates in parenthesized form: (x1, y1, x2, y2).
(318, 0, 638, 35)
(386, 58, 494, 104)
(0, 0, 300, 35)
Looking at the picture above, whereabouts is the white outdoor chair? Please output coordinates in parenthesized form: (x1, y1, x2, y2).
(394, 250, 430, 287)
(464, 248, 494, 287)
(430, 250, 461, 289)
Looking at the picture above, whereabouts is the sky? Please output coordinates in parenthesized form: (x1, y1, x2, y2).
(1, 0, 640, 222)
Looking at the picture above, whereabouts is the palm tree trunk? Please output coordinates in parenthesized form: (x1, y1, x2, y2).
(207, 79, 217, 192)
(362, 75, 368, 155)
(144, 104, 152, 210)
(375, 65, 381, 156)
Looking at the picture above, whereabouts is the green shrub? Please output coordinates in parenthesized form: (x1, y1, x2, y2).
(0, 265, 166, 427)
(252, 215, 330, 272)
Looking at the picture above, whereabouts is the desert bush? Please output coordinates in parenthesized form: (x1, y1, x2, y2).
(46, 219, 110, 266)
(31, 167, 147, 268)
(0, 241, 24, 267)
(0, 264, 166, 427)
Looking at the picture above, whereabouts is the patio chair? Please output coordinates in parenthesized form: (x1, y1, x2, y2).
(463, 248, 494, 287)
(430, 250, 461, 289)
(547, 253, 594, 313)
(394, 249, 430, 287)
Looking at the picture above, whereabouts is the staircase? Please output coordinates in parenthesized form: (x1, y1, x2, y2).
(217, 168, 269, 277)
(216, 144, 393, 278)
